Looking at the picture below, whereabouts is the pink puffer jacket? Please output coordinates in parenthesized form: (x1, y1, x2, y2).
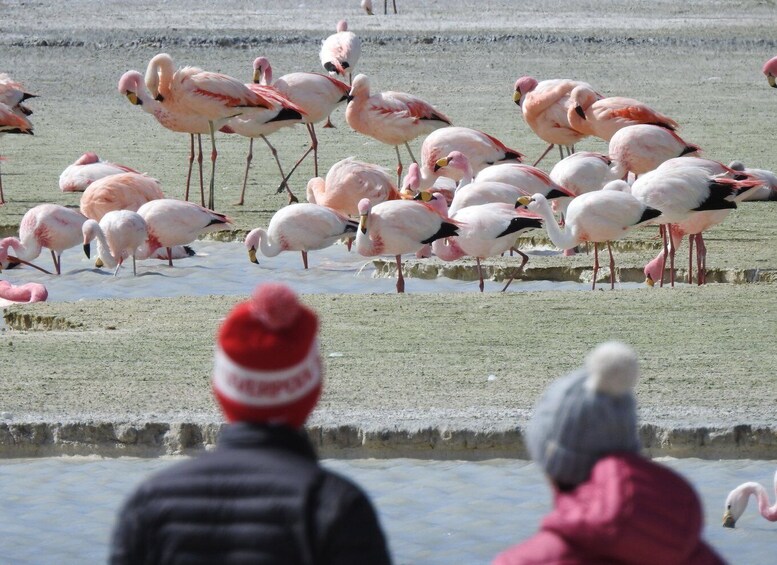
(493, 452, 726, 565)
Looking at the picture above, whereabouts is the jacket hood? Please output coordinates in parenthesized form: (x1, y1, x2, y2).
(542, 453, 710, 564)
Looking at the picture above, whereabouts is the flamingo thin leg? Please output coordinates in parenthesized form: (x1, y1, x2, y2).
(207, 121, 217, 210)
(533, 143, 554, 167)
(237, 137, 254, 206)
(501, 249, 530, 292)
(659, 225, 668, 288)
(477, 258, 485, 292)
(591, 242, 599, 290)
(688, 234, 694, 284)
(607, 241, 615, 290)
(261, 135, 297, 204)
(395, 254, 405, 293)
(197, 134, 205, 207)
(395, 146, 404, 187)
(184, 133, 194, 202)
(301, 250, 308, 270)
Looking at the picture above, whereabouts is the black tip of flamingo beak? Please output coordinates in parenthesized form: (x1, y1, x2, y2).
(83, 244, 91, 259)
(575, 105, 586, 119)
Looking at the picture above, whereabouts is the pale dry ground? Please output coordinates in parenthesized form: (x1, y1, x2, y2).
(2, 1, 777, 454)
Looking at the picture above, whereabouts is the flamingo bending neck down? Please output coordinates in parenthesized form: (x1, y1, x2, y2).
(723, 470, 777, 528)
(0, 281, 48, 307)
(82, 210, 148, 276)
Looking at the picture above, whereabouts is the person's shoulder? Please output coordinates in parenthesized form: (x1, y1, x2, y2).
(492, 530, 580, 565)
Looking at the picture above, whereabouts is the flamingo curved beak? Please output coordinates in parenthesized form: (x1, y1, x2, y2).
(125, 91, 142, 106)
(413, 191, 434, 202)
(83, 243, 91, 259)
(516, 196, 532, 208)
(248, 247, 258, 264)
(768, 74, 776, 88)
(434, 157, 449, 172)
(722, 510, 736, 528)
(513, 91, 522, 105)
(359, 214, 368, 234)
(645, 275, 655, 287)
(575, 105, 586, 119)
(252, 69, 262, 84)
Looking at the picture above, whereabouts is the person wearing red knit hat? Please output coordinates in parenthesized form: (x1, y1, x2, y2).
(110, 283, 392, 565)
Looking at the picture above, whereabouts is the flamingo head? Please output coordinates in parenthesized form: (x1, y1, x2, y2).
(336, 20, 348, 32)
(401, 163, 421, 197)
(252, 57, 272, 85)
(75, 152, 101, 166)
(722, 483, 758, 528)
(357, 198, 371, 233)
(244, 228, 263, 264)
(81, 219, 100, 258)
(361, 0, 374, 15)
(515, 193, 547, 213)
(763, 56, 777, 87)
(513, 76, 538, 106)
(347, 74, 369, 103)
(118, 71, 144, 106)
(434, 151, 469, 174)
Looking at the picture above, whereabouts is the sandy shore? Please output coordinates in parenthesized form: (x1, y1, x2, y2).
(2, 1, 777, 458)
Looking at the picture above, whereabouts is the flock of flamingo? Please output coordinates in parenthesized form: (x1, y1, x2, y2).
(2, 11, 777, 531)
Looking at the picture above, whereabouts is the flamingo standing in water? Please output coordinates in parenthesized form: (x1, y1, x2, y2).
(722, 469, 777, 528)
(320, 20, 361, 86)
(79, 172, 164, 221)
(245, 203, 358, 269)
(566, 85, 678, 142)
(355, 197, 458, 292)
(143, 53, 274, 209)
(0, 204, 87, 274)
(609, 124, 700, 179)
(415, 126, 524, 190)
(135, 199, 233, 266)
(346, 73, 452, 185)
(119, 69, 209, 205)
(59, 152, 139, 193)
(513, 76, 598, 165)
(306, 157, 400, 216)
(82, 210, 148, 276)
(518, 191, 662, 289)
(253, 57, 350, 185)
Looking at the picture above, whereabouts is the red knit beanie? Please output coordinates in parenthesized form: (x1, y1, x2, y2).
(212, 283, 322, 428)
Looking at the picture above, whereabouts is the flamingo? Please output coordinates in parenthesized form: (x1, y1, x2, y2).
(245, 203, 358, 269)
(728, 161, 777, 201)
(0, 204, 87, 275)
(59, 152, 140, 193)
(345, 73, 452, 185)
(135, 199, 233, 266)
(0, 73, 37, 114)
(361, 0, 397, 15)
(79, 172, 164, 221)
(320, 20, 361, 85)
(355, 197, 459, 292)
(415, 126, 524, 190)
(762, 55, 777, 87)
(143, 53, 274, 209)
(722, 469, 777, 528)
(119, 69, 209, 205)
(609, 124, 700, 179)
(221, 67, 307, 205)
(517, 191, 662, 289)
(0, 101, 34, 204)
(82, 210, 148, 276)
(513, 76, 598, 165)
(566, 85, 678, 142)
(420, 192, 543, 292)
(253, 57, 350, 185)
(0, 281, 48, 307)
(631, 163, 760, 286)
(306, 157, 400, 216)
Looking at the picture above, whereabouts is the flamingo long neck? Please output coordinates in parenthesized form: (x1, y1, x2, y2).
(533, 199, 578, 250)
(355, 213, 381, 256)
(146, 54, 175, 100)
(91, 225, 118, 269)
(751, 483, 777, 521)
(0, 237, 37, 263)
(454, 165, 474, 193)
(261, 63, 272, 85)
(432, 237, 465, 261)
(247, 229, 282, 258)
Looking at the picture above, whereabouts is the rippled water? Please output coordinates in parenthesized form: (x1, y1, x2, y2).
(0, 456, 773, 564)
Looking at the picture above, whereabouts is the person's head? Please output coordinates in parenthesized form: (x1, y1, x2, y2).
(526, 341, 640, 490)
(211, 283, 322, 429)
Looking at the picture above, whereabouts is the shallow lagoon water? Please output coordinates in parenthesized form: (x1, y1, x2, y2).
(0, 456, 774, 564)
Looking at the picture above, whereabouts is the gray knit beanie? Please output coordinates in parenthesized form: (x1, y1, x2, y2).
(526, 341, 641, 487)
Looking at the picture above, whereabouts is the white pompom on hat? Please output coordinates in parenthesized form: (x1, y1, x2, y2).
(526, 341, 641, 488)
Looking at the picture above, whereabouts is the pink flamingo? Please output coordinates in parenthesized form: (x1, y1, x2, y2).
(320, 20, 361, 85)
(631, 163, 760, 286)
(59, 152, 139, 193)
(82, 210, 148, 276)
(0, 281, 48, 307)
(0, 204, 87, 274)
(513, 76, 598, 165)
(549, 152, 618, 197)
(253, 57, 350, 185)
(567, 85, 678, 142)
(415, 126, 524, 190)
(0, 73, 36, 114)
(119, 70, 209, 205)
(0, 102, 34, 205)
(421, 192, 543, 292)
(79, 172, 164, 221)
(135, 199, 233, 266)
(306, 157, 400, 216)
(361, 0, 397, 15)
(728, 160, 777, 201)
(345, 73, 452, 185)
(722, 469, 777, 528)
(518, 191, 662, 289)
(609, 124, 700, 179)
(143, 53, 274, 209)
(762, 55, 777, 87)
(245, 203, 358, 269)
(355, 197, 458, 293)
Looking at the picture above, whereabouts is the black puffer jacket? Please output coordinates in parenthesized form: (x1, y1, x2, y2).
(110, 423, 392, 565)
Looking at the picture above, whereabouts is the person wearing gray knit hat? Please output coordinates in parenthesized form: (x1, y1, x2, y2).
(494, 341, 725, 565)
(527, 340, 641, 489)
